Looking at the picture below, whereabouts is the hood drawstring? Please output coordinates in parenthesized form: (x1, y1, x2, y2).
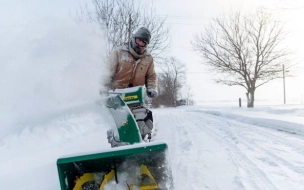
(127, 59, 141, 88)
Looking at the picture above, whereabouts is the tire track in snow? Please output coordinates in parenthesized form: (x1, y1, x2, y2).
(200, 111, 304, 176)
(155, 107, 304, 189)
(155, 108, 245, 189)
(189, 110, 304, 190)
(224, 123, 304, 175)
(212, 117, 304, 189)
(187, 111, 277, 190)
(154, 109, 195, 189)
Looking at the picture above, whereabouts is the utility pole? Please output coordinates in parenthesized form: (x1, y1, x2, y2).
(283, 65, 286, 104)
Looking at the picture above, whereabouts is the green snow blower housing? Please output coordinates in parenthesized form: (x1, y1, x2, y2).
(56, 86, 173, 190)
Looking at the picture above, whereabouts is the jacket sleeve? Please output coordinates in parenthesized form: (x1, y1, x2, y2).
(145, 57, 157, 90)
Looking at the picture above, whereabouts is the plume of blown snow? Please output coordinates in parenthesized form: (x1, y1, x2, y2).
(0, 17, 110, 138)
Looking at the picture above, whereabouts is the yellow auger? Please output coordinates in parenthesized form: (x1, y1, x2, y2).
(73, 165, 159, 190)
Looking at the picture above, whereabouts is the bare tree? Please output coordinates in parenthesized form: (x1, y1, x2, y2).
(153, 57, 186, 107)
(74, 0, 170, 62)
(184, 87, 195, 105)
(193, 8, 291, 107)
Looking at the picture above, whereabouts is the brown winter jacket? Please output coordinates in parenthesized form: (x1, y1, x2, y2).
(107, 43, 157, 90)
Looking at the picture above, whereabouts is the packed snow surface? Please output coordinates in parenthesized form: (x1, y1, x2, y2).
(1, 103, 304, 190)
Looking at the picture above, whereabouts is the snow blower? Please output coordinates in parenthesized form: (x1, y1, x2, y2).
(56, 86, 173, 190)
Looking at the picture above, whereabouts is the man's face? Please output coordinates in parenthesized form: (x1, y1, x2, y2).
(135, 38, 147, 47)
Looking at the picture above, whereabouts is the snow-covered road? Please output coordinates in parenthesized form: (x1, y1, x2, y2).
(1, 104, 304, 189)
(155, 107, 304, 190)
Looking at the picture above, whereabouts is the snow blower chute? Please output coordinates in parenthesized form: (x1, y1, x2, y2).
(57, 86, 173, 190)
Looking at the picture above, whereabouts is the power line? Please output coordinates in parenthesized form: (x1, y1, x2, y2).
(186, 71, 210, 74)
(156, 15, 212, 21)
(164, 22, 209, 26)
(153, 15, 213, 26)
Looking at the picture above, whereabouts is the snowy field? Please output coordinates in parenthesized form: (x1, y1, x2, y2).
(1, 102, 304, 189)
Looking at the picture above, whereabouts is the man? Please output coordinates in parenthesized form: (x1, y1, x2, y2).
(106, 27, 157, 141)
(107, 27, 157, 98)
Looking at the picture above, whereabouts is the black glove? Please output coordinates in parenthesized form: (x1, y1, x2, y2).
(147, 88, 158, 98)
